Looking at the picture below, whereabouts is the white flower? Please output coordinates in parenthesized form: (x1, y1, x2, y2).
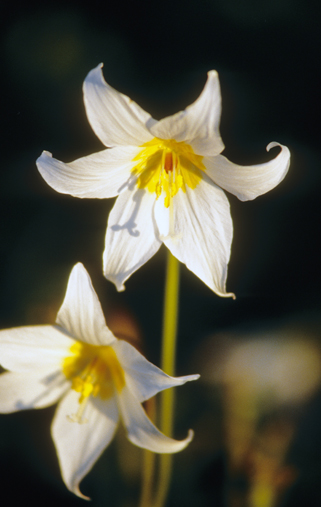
(36, 64, 290, 297)
(0, 263, 198, 499)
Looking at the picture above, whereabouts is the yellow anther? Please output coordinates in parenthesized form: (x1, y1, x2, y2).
(176, 174, 183, 188)
(82, 381, 94, 399)
(131, 137, 205, 207)
(62, 342, 126, 424)
(71, 376, 84, 392)
(156, 182, 162, 198)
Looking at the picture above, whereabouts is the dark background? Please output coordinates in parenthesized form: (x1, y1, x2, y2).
(1, 0, 321, 505)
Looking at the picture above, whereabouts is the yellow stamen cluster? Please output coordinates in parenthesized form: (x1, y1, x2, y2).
(132, 138, 205, 208)
(62, 341, 125, 423)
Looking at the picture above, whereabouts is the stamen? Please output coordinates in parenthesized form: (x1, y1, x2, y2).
(132, 139, 205, 239)
(156, 182, 162, 198)
(131, 138, 205, 207)
(62, 343, 126, 425)
(67, 396, 89, 424)
(176, 174, 183, 188)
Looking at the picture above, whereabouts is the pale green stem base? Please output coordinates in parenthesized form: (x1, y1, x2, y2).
(138, 251, 180, 507)
(139, 449, 155, 507)
(139, 398, 156, 507)
(154, 251, 180, 507)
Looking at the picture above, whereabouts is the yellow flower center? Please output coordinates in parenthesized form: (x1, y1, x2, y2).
(62, 341, 125, 423)
(132, 138, 205, 208)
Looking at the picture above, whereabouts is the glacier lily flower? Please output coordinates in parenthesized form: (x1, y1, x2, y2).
(0, 263, 198, 499)
(37, 64, 290, 297)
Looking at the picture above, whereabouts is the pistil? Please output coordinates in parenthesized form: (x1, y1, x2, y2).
(133, 138, 205, 210)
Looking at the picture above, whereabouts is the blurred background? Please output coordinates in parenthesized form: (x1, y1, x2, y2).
(1, 0, 321, 505)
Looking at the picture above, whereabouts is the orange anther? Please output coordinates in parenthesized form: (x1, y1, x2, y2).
(164, 152, 173, 173)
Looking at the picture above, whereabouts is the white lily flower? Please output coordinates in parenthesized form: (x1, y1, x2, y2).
(0, 263, 198, 499)
(36, 64, 290, 297)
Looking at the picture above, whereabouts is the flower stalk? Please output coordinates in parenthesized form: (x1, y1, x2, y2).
(155, 250, 180, 507)
(139, 398, 156, 507)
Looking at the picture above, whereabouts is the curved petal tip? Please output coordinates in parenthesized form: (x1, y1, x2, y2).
(266, 141, 283, 152)
(220, 291, 236, 300)
(266, 141, 290, 162)
(183, 429, 195, 448)
(207, 69, 219, 79)
(74, 486, 91, 501)
(266, 141, 291, 173)
(36, 150, 52, 166)
(104, 273, 126, 292)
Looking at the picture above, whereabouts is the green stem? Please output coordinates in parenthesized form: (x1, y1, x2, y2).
(139, 449, 155, 507)
(154, 250, 180, 507)
(139, 399, 156, 507)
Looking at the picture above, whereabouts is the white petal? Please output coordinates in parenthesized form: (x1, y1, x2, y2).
(52, 389, 119, 499)
(0, 325, 74, 373)
(0, 371, 68, 412)
(113, 340, 199, 403)
(118, 386, 194, 453)
(155, 176, 235, 298)
(205, 142, 290, 201)
(36, 146, 140, 199)
(56, 263, 116, 346)
(83, 64, 154, 147)
(103, 188, 162, 291)
(149, 71, 224, 156)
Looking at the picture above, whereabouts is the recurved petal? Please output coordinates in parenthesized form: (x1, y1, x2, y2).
(52, 390, 119, 499)
(36, 146, 140, 198)
(84, 64, 154, 147)
(205, 142, 290, 201)
(118, 386, 194, 453)
(0, 325, 74, 373)
(56, 263, 116, 346)
(103, 188, 162, 291)
(155, 175, 235, 298)
(148, 70, 224, 156)
(113, 340, 199, 403)
(0, 371, 68, 412)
